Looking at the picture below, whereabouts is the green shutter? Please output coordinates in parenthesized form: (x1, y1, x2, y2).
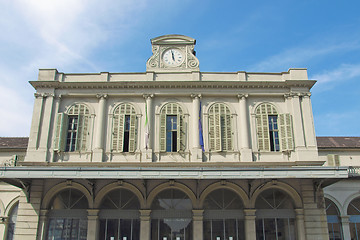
(178, 115, 186, 151)
(160, 112, 166, 152)
(279, 113, 294, 151)
(256, 103, 278, 151)
(54, 113, 67, 152)
(209, 104, 221, 152)
(222, 114, 232, 151)
(129, 114, 136, 152)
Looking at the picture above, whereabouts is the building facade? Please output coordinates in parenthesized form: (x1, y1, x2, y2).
(0, 35, 354, 240)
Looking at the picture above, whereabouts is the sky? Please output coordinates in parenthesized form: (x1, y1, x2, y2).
(0, 0, 359, 137)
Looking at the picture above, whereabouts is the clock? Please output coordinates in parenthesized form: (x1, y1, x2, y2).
(162, 48, 184, 67)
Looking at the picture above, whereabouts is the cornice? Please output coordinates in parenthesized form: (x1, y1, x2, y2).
(29, 80, 316, 90)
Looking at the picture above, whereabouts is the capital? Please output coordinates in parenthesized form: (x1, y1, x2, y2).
(34, 93, 43, 98)
(237, 94, 248, 99)
(143, 94, 154, 99)
(190, 93, 201, 99)
(300, 92, 311, 97)
(96, 94, 108, 99)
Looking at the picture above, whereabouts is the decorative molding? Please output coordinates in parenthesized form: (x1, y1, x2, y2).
(96, 94, 108, 99)
(143, 94, 154, 99)
(190, 93, 201, 99)
(237, 94, 249, 99)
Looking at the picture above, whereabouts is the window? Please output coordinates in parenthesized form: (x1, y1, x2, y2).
(6, 202, 18, 240)
(112, 104, 137, 153)
(347, 197, 360, 240)
(255, 189, 296, 240)
(255, 103, 294, 152)
(325, 198, 343, 240)
(54, 104, 90, 152)
(47, 189, 88, 240)
(99, 189, 140, 240)
(203, 189, 245, 240)
(208, 103, 232, 152)
(160, 103, 186, 152)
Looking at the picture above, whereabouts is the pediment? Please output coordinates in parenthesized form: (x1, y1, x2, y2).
(151, 34, 196, 45)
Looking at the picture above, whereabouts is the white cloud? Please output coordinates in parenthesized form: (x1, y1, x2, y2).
(311, 63, 360, 85)
(249, 41, 360, 72)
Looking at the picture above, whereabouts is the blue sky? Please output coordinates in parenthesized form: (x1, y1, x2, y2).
(0, 0, 359, 137)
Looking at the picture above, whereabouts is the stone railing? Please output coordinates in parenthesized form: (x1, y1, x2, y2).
(348, 167, 360, 177)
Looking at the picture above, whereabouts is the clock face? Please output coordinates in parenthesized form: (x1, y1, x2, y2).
(162, 48, 184, 67)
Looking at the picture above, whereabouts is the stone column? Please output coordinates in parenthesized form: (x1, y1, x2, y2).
(37, 210, 49, 240)
(143, 95, 154, 162)
(87, 209, 100, 240)
(192, 210, 204, 240)
(300, 93, 316, 147)
(238, 94, 252, 162)
(191, 94, 202, 162)
(244, 209, 256, 240)
(140, 210, 151, 240)
(295, 208, 306, 240)
(340, 215, 351, 240)
(93, 94, 108, 162)
(28, 93, 45, 150)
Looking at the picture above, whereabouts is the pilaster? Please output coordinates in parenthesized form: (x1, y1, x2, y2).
(244, 209, 256, 240)
(295, 208, 306, 240)
(340, 215, 351, 240)
(93, 94, 108, 162)
(139, 209, 151, 240)
(238, 94, 252, 162)
(190, 94, 203, 162)
(192, 210, 204, 240)
(36, 210, 48, 240)
(143, 94, 154, 162)
(87, 209, 100, 240)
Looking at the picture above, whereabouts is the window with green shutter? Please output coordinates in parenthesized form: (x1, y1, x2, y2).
(112, 104, 137, 153)
(255, 103, 294, 152)
(159, 103, 186, 152)
(53, 104, 90, 152)
(208, 103, 232, 152)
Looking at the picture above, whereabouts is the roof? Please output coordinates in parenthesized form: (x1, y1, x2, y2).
(316, 137, 360, 148)
(0, 137, 28, 149)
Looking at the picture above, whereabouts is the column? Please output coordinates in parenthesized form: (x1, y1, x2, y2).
(140, 210, 151, 240)
(191, 94, 202, 162)
(28, 93, 45, 150)
(238, 94, 252, 162)
(340, 215, 351, 240)
(300, 93, 316, 147)
(244, 209, 256, 240)
(192, 210, 204, 240)
(36, 210, 48, 240)
(143, 94, 153, 162)
(93, 94, 107, 162)
(295, 208, 306, 240)
(87, 209, 100, 240)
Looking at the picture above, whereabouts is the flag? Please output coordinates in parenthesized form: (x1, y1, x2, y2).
(199, 101, 205, 151)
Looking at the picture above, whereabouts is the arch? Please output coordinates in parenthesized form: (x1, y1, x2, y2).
(252, 102, 281, 115)
(41, 181, 93, 209)
(343, 192, 360, 215)
(199, 181, 250, 208)
(324, 194, 345, 216)
(94, 181, 145, 208)
(250, 181, 302, 208)
(65, 102, 94, 115)
(204, 101, 237, 115)
(109, 102, 141, 115)
(156, 100, 189, 115)
(4, 196, 19, 217)
(146, 182, 197, 208)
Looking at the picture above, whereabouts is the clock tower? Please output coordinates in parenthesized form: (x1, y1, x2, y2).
(146, 34, 200, 72)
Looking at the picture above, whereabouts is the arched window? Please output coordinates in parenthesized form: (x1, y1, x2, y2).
(208, 103, 232, 152)
(159, 103, 186, 152)
(151, 189, 192, 240)
(203, 189, 245, 240)
(46, 188, 88, 240)
(255, 189, 296, 239)
(54, 104, 91, 152)
(255, 103, 293, 152)
(6, 202, 18, 240)
(112, 104, 137, 152)
(325, 198, 343, 240)
(99, 189, 140, 240)
(347, 197, 360, 239)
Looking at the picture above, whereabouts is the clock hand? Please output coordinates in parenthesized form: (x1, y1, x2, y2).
(171, 50, 175, 61)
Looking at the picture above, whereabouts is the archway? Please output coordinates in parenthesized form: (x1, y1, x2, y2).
(347, 196, 360, 239)
(325, 198, 343, 240)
